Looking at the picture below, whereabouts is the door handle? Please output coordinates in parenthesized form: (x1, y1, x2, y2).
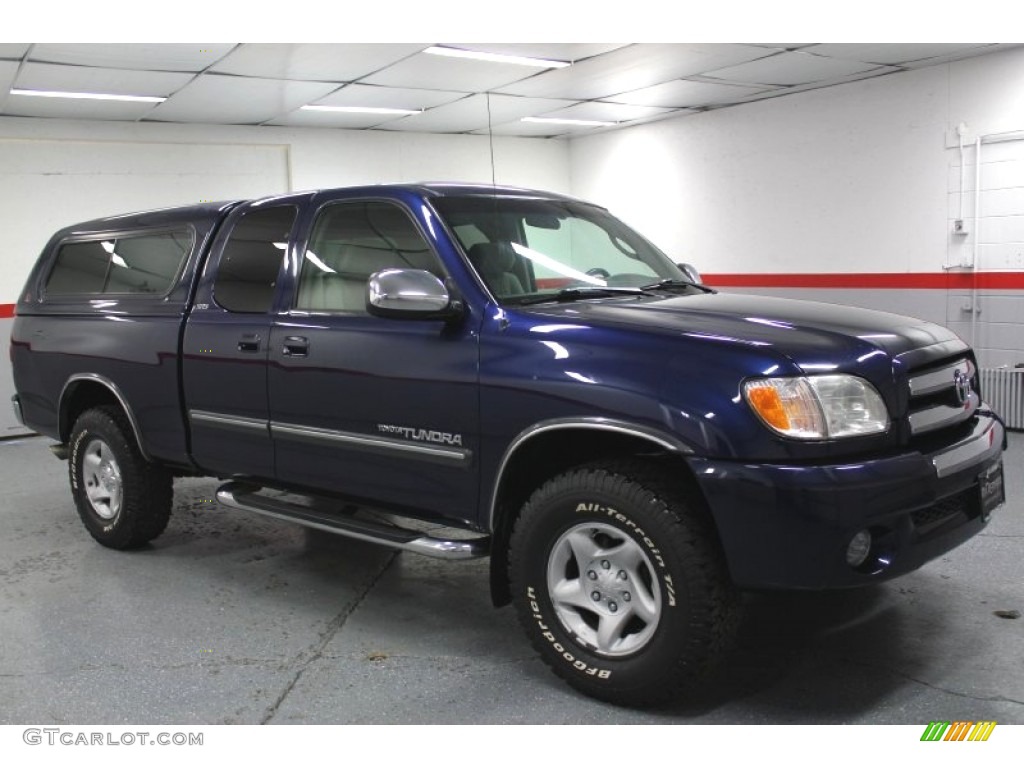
(237, 333, 261, 353)
(282, 336, 309, 357)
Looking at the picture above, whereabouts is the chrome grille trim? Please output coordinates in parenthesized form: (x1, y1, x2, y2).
(908, 358, 974, 397)
(906, 357, 979, 437)
(908, 393, 980, 436)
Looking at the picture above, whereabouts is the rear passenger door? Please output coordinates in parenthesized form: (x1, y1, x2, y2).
(183, 201, 301, 479)
(267, 197, 480, 524)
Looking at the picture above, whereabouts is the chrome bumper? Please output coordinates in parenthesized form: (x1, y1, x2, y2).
(931, 409, 1004, 479)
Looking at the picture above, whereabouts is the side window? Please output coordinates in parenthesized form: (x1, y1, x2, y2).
(213, 205, 297, 314)
(295, 201, 442, 313)
(45, 230, 192, 297)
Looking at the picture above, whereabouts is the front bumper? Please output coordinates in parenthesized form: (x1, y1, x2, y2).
(689, 414, 1006, 590)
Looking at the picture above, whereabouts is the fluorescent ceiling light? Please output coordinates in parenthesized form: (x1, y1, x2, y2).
(10, 88, 165, 103)
(424, 46, 570, 69)
(300, 105, 423, 116)
(521, 116, 617, 127)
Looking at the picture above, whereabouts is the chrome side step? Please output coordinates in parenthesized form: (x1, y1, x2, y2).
(215, 481, 490, 560)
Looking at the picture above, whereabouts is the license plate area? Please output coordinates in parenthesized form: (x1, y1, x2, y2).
(978, 461, 1005, 522)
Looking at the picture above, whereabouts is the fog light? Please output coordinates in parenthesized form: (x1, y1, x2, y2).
(846, 529, 872, 568)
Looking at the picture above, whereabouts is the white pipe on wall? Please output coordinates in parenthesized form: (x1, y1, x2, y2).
(971, 136, 981, 351)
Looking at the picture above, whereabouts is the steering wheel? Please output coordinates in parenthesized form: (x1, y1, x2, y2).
(586, 267, 611, 279)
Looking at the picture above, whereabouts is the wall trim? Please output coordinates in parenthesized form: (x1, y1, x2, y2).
(702, 272, 1024, 290)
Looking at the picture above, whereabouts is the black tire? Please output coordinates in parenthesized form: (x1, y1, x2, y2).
(68, 406, 173, 549)
(508, 462, 739, 707)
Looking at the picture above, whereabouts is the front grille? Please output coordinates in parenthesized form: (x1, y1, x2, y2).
(911, 488, 975, 535)
(905, 356, 978, 440)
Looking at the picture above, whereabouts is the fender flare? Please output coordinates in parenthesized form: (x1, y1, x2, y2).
(59, 373, 151, 462)
(486, 416, 694, 532)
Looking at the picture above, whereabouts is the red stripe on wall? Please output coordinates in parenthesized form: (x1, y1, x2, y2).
(702, 272, 1024, 290)
(539, 273, 1024, 291)
(0, 304, 14, 319)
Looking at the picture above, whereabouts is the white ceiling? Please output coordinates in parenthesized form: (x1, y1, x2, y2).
(0, 43, 1015, 138)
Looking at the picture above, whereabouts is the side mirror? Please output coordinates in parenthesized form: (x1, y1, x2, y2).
(677, 262, 702, 284)
(366, 268, 459, 320)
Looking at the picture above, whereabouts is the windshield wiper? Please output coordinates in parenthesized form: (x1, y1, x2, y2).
(639, 278, 715, 294)
(511, 286, 651, 306)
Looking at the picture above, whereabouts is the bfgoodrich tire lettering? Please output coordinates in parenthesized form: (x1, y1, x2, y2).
(509, 462, 739, 706)
(69, 406, 173, 549)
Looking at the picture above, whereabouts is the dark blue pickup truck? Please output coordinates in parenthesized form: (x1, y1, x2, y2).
(10, 183, 1007, 705)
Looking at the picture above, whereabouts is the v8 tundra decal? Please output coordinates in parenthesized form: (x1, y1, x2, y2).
(377, 424, 464, 447)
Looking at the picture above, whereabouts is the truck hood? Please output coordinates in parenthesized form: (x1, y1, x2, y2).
(521, 291, 965, 371)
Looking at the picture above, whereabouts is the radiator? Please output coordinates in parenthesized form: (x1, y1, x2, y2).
(979, 367, 1024, 430)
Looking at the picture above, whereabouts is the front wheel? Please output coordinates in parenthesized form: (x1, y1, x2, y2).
(508, 463, 739, 706)
(69, 406, 173, 549)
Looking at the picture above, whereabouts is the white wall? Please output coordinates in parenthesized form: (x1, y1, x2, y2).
(0, 117, 571, 434)
(569, 46, 1024, 369)
(0, 117, 571, 303)
(0, 137, 291, 296)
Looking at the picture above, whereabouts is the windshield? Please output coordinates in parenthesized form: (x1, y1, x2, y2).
(432, 195, 694, 305)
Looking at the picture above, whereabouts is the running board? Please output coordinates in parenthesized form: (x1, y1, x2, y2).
(215, 481, 489, 560)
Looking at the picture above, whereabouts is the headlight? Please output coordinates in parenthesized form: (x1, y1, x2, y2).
(744, 374, 889, 439)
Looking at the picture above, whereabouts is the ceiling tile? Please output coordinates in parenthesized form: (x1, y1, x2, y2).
(749, 44, 815, 51)
(0, 61, 19, 112)
(751, 66, 899, 99)
(495, 43, 775, 100)
(310, 83, 464, 111)
(899, 45, 1011, 69)
(145, 74, 338, 125)
(538, 102, 672, 123)
(445, 43, 627, 63)
(380, 94, 578, 133)
(210, 43, 428, 82)
(2, 92, 159, 121)
(16, 62, 194, 97)
(0, 44, 31, 60)
(703, 51, 883, 86)
(265, 109, 406, 130)
(612, 109, 699, 129)
(606, 79, 775, 108)
(29, 44, 237, 72)
(2, 42, 1014, 136)
(361, 51, 547, 93)
(469, 120, 575, 138)
(803, 43, 994, 66)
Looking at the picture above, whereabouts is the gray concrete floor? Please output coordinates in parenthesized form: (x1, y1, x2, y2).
(1, 434, 1021, 725)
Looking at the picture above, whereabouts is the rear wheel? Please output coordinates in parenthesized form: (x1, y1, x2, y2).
(509, 462, 739, 706)
(69, 407, 172, 549)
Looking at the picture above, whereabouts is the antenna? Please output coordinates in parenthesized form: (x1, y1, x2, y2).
(486, 92, 497, 189)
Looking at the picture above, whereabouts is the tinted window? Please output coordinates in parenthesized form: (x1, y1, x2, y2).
(295, 201, 441, 313)
(433, 196, 688, 304)
(214, 206, 297, 313)
(45, 230, 192, 297)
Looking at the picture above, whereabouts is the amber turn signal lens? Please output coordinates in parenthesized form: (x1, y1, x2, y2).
(745, 385, 791, 431)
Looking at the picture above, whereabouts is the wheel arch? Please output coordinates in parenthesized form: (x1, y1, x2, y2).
(59, 374, 150, 461)
(487, 418, 711, 607)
